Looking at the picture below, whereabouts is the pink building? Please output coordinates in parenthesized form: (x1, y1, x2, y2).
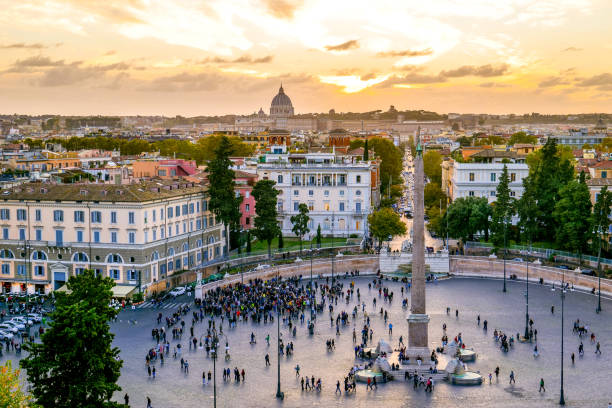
(133, 159, 197, 179)
(235, 170, 257, 230)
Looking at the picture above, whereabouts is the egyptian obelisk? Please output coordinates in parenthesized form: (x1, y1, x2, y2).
(407, 128, 430, 357)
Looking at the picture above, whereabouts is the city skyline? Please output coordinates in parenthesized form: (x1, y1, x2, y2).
(0, 0, 611, 116)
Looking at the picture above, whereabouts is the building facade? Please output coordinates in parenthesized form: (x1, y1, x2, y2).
(0, 181, 225, 295)
(256, 153, 377, 238)
(446, 161, 529, 203)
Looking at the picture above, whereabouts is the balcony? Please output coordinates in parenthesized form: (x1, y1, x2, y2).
(47, 241, 69, 248)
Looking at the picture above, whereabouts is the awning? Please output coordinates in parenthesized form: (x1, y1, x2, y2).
(112, 285, 137, 298)
(55, 284, 71, 294)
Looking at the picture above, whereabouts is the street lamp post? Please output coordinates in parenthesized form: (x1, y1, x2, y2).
(275, 266, 283, 399)
(559, 270, 566, 405)
(596, 224, 602, 313)
(524, 254, 529, 340)
(503, 220, 507, 293)
(212, 335, 218, 408)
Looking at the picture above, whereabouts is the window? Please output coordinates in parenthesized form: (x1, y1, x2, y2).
(1, 264, 10, 275)
(32, 251, 47, 260)
(93, 230, 100, 243)
(308, 201, 314, 211)
(244, 192, 249, 200)
(91, 211, 102, 223)
(74, 210, 85, 223)
(55, 230, 63, 245)
(35, 209, 41, 221)
(293, 190, 299, 196)
(182, 222, 186, 233)
(245, 217, 250, 225)
(168, 226, 172, 237)
(109, 269, 120, 280)
(167, 261, 174, 271)
(196, 219, 201, 230)
(75, 268, 85, 276)
(490, 173, 496, 182)
(76, 230, 83, 242)
(603, 171, 608, 179)
(245, 204, 250, 212)
(324, 190, 329, 197)
(175, 224, 179, 235)
(0, 209, 9, 220)
(490, 191, 496, 197)
(111, 231, 117, 243)
(294, 202, 299, 211)
(161, 227, 165, 239)
(144, 231, 148, 243)
(182, 204, 188, 215)
(35, 229, 42, 241)
(175, 205, 180, 216)
(469, 191, 475, 196)
(510, 173, 516, 182)
(0, 249, 14, 259)
(340, 190, 345, 196)
(128, 212, 135, 224)
(73, 252, 88, 262)
(324, 202, 330, 211)
(189, 203, 194, 214)
(308, 190, 314, 196)
(203, 200, 208, 211)
(111, 211, 117, 224)
(127, 270, 138, 281)
(17, 209, 26, 221)
(19, 228, 25, 241)
(356, 202, 361, 212)
(2, 228, 8, 240)
(339, 202, 345, 211)
(34, 265, 45, 276)
(469, 173, 475, 182)
(356, 175, 361, 183)
(129, 231, 135, 244)
(53, 210, 64, 222)
(356, 190, 362, 196)
(107, 254, 123, 263)
(510, 191, 516, 197)
(153, 229, 157, 241)
(161, 208, 165, 219)
(17, 264, 25, 276)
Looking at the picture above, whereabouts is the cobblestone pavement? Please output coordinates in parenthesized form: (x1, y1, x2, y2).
(106, 276, 612, 408)
(2, 276, 610, 407)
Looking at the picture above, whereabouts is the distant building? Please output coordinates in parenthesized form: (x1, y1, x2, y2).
(548, 117, 609, 146)
(133, 159, 197, 179)
(269, 84, 294, 118)
(234, 170, 257, 230)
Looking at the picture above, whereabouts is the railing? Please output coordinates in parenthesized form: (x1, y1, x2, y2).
(465, 241, 612, 266)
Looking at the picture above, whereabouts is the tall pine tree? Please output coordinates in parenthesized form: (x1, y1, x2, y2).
(206, 136, 242, 257)
(252, 180, 280, 259)
(491, 165, 514, 247)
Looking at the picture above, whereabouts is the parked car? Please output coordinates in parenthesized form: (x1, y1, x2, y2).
(169, 287, 186, 297)
(0, 329, 14, 340)
(557, 265, 570, 270)
(580, 269, 596, 276)
(0, 323, 18, 334)
(512, 258, 523, 262)
(11, 316, 33, 327)
(27, 313, 43, 323)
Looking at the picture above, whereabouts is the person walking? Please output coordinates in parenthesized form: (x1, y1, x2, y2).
(539, 378, 545, 392)
(495, 366, 500, 381)
(265, 354, 270, 366)
(301, 377, 305, 391)
(488, 373, 492, 384)
(146, 396, 152, 408)
(152, 367, 156, 379)
(123, 393, 129, 406)
(336, 380, 341, 395)
(571, 352, 575, 364)
(509, 370, 515, 384)
(596, 342, 602, 355)
(295, 364, 300, 376)
(147, 366, 151, 377)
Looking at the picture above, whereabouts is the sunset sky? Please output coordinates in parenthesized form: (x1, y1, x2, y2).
(0, 0, 611, 116)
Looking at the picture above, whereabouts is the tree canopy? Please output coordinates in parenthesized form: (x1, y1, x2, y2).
(443, 196, 491, 242)
(490, 165, 514, 247)
(423, 150, 443, 185)
(367, 208, 406, 248)
(553, 172, 592, 259)
(290, 203, 310, 253)
(252, 179, 281, 258)
(508, 131, 537, 145)
(21, 270, 123, 408)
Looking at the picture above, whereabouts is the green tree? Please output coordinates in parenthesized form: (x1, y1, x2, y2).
(591, 186, 612, 269)
(423, 150, 443, 185)
(290, 203, 310, 254)
(426, 206, 447, 243)
(206, 136, 243, 258)
(444, 197, 492, 242)
(21, 270, 123, 408)
(553, 172, 592, 263)
(424, 182, 447, 210)
(369, 138, 403, 196)
(278, 230, 284, 250)
(508, 131, 537, 145)
(246, 230, 252, 253)
(367, 208, 407, 249)
(456, 136, 471, 147)
(490, 165, 514, 247)
(363, 139, 369, 161)
(349, 139, 364, 150)
(251, 180, 280, 258)
(315, 224, 322, 248)
(517, 176, 539, 246)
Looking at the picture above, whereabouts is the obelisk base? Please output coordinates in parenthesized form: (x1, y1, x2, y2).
(406, 313, 430, 359)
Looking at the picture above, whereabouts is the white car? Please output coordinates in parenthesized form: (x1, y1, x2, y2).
(11, 316, 33, 327)
(0, 329, 14, 340)
(0, 323, 19, 333)
(27, 313, 43, 323)
(169, 287, 186, 297)
(255, 264, 271, 270)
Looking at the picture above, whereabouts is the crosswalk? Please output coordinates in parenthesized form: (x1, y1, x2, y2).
(134, 301, 191, 310)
